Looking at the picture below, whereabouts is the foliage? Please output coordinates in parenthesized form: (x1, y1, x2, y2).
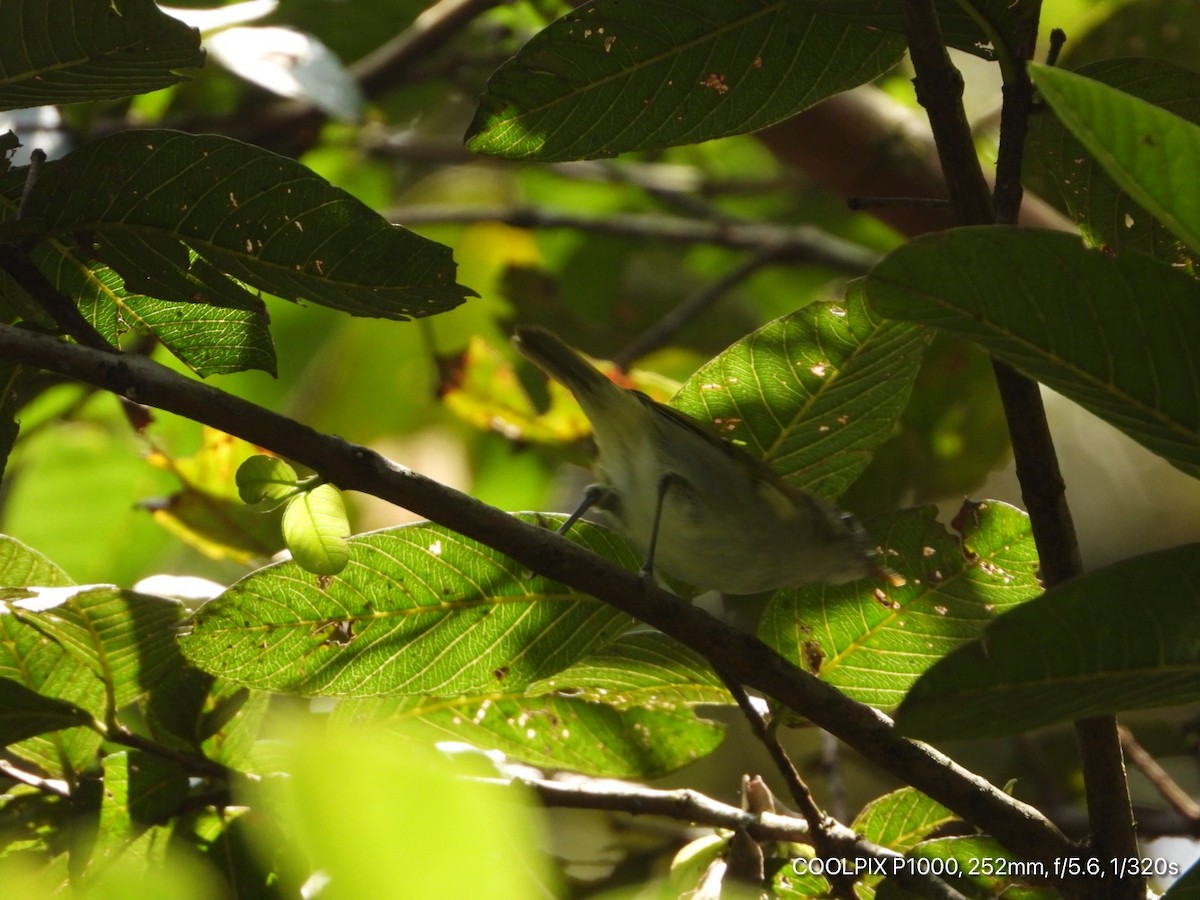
(1, 1, 1199, 898)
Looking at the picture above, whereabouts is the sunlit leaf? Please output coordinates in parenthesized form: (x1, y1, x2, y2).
(144, 428, 285, 563)
(1030, 61, 1200, 261)
(1025, 58, 1200, 269)
(335, 688, 724, 779)
(281, 484, 351, 577)
(672, 292, 930, 500)
(236, 454, 299, 505)
(864, 227, 1200, 477)
(5, 586, 185, 710)
(179, 518, 637, 697)
(760, 501, 1040, 710)
(894, 543, 1200, 740)
(852, 787, 957, 854)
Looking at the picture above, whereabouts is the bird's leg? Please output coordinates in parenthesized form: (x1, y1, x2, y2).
(557, 483, 613, 534)
(641, 472, 682, 583)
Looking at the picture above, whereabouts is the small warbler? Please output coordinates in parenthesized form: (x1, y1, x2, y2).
(513, 326, 899, 594)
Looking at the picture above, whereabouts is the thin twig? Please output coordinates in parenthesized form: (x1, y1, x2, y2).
(0, 245, 112, 351)
(847, 196, 952, 210)
(505, 772, 970, 900)
(612, 245, 787, 370)
(1118, 725, 1200, 823)
(898, 2, 1139, 894)
(351, 0, 504, 97)
(0, 758, 71, 798)
(717, 670, 858, 900)
(0, 325, 1078, 881)
(389, 204, 879, 274)
(17, 148, 45, 219)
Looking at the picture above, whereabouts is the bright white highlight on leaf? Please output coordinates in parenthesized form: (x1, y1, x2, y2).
(206, 26, 364, 121)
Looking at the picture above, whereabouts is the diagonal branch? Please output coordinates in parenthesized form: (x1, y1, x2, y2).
(0, 324, 1084, 889)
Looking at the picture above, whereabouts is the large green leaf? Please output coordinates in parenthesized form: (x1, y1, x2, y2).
(1030, 62, 1200, 261)
(22, 131, 474, 321)
(893, 543, 1200, 740)
(1025, 58, 1200, 270)
(335, 689, 724, 778)
(465, 0, 905, 161)
(804, 0, 1040, 64)
(863, 227, 1200, 477)
(0, 0, 203, 111)
(5, 586, 186, 711)
(179, 518, 637, 698)
(760, 501, 1040, 710)
(332, 633, 729, 777)
(671, 292, 930, 501)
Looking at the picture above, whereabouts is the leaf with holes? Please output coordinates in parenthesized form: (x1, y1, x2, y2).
(466, 0, 905, 161)
(0, 0, 202, 111)
(864, 227, 1200, 477)
(894, 542, 1200, 740)
(178, 518, 637, 698)
(1025, 58, 1200, 270)
(22, 130, 474, 322)
(671, 291, 929, 500)
(760, 501, 1040, 710)
(335, 689, 724, 778)
(1030, 61, 1200, 261)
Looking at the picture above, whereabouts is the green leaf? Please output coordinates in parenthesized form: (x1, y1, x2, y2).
(335, 689, 724, 778)
(894, 543, 1200, 740)
(671, 293, 930, 500)
(23, 130, 475, 321)
(144, 428, 286, 564)
(465, 0, 905, 161)
(0, 676, 93, 744)
(281, 484, 351, 577)
(244, 718, 555, 899)
(529, 631, 729, 708)
(851, 788, 957, 855)
(760, 501, 1040, 710)
(91, 752, 188, 873)
(5, 586, 186, 711)
(849, 788, 959, 897)
(179, 518, 636, 697)
(876, 836, 1057, 898)
(236, 455, 299, 505)
(1030, 61, 1200, 259)
(19, 242, 277, 377)
(1025, 58, 1200, 269)
(0, 534, 73, 588)
(804, 0, 1039, 64)
(0, 0, 203, 111)
(332, 633, 728, 777)
(863, 227, 1200, 477)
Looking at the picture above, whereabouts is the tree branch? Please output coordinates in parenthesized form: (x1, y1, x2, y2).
(897, 2, 1139, 894)
(507, 774, 969, 900)
(0, 325, 1085, 889)
(389, 204, 878, 274)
